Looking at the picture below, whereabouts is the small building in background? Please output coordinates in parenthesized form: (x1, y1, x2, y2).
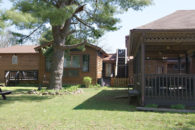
(0, 45, 39, 85)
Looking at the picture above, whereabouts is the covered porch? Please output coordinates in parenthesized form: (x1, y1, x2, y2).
(129, 30, 195, 106)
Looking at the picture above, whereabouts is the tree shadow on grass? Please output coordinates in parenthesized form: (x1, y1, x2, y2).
(0, 87, 52, 107)
(1, 87, 38, 94)
(0, 95, 52, 107)
(74, 89, 136, 111)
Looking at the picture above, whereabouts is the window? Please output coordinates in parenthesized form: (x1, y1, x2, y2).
(64, 55, 80, 68)
(12, 55, 18, 64)
(72, 56, 80, 68)
(45, 57, 52, 72)
(63, 70, 79, 77)
(82, 55, 89, 72)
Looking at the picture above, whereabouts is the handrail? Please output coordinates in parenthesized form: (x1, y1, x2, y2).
(5, 71, 10, 79)
(5, 71, 10, 86)
(15, 71, 20, 85)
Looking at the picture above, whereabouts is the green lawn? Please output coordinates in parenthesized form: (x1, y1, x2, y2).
(0, 86, 195, 130)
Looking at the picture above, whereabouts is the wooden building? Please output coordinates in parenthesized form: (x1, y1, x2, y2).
(35, 43, 108, 85)
(0, 44, 108, 85)
(0, 45, 39, 85)
(102, 49, 128, 78)
(102, 53, 116, 78)
(127, 10, 195, 106)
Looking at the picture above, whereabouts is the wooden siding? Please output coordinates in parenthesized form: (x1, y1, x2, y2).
(128, 60, 167, 77)
(0, 53, 40, 82)
(39, 46, 100, 85)
(96, 53, 103, 79)
(145, 60, 167, 74)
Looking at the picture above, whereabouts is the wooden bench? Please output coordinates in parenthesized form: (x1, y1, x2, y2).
(128, 84, 140, 105)
(0, 88, 12, 100)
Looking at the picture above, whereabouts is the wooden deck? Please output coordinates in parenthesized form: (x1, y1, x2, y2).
(5, 70, 38, 86)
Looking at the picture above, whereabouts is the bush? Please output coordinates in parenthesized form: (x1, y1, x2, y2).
(63, 85, 79, 92)
(145, 104, 158, 108)
(171, 104, 185, 109)
(83, 76, 92, 88)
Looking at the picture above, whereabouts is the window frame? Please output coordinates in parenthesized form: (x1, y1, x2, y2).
(64, 55, 81, 69)
(12, 55, 18, 65)
(82, 54, 90, 72)
(45, 56, 52, 72)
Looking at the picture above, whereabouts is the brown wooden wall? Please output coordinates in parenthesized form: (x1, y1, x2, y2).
(39, 46, 102, 85)
(0, 53, 40, 82)
(145, 60, 167, 74)
(96, 54, 103, 79)
(128, 60, 167, 76)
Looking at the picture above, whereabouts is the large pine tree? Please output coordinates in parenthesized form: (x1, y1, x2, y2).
(6, 0, 152, 90)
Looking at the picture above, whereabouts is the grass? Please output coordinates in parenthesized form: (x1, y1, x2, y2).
(0, 86, 195, 129)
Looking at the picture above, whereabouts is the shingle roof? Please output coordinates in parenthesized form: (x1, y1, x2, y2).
(0, 45, 38, 54)
(103, 54, 116, 62)
(136, 10, 195, 30)
(35, 42, 108, 56)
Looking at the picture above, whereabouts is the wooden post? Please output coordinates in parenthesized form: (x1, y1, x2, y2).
(141, 42, 145, 106)
(178, 56, 181, 74)
(185, 53, 189, 74)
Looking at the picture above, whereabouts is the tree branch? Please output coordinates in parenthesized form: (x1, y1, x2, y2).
(73, 4, 86, 15)
(21, 23, 43, 42)
(65, 30, 77, 35)
(60, 40, 87, 50)
(73, 14, 94, 30)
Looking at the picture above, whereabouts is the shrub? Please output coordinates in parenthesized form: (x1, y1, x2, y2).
(83, 76, 92, 88)
(145, 104, 158, 108)
(89, 84, 101, 88)
(63, 85, 79, 92)
(171, 104, 185, 109)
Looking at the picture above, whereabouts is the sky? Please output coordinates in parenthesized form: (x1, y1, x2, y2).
(1, 0, 195, 53)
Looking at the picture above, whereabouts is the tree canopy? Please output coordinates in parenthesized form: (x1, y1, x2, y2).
(5, 0, 152, 89)
(7, 0, 152, 44)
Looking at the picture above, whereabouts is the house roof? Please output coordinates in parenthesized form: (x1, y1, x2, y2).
(103, 54, 116, 62)
(136, 10, 195, 30)
(0, 45, 38, 54)
(35, 42, 108, 56)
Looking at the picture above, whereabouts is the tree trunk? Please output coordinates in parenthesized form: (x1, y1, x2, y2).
(48, 26, 66, 90)
(48, 46, 64, 90)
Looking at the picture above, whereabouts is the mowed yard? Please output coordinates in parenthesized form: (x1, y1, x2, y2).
(0, 86, 195, 130)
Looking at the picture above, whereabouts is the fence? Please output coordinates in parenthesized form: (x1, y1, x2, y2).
(110, 76, 134, 87)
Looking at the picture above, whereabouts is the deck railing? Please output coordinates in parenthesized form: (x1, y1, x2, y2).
(145, 74, 195, 105)
(5, 70, 38, 86)
(7, 70, 38, 80)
